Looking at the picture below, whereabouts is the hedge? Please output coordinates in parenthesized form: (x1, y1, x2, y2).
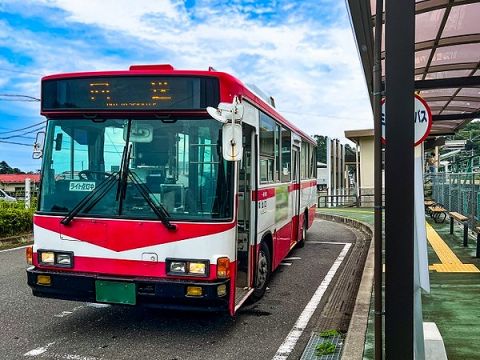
(0, 207, 35, 238)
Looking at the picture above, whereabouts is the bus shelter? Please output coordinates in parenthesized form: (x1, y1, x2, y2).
(346, 1, 480, 359)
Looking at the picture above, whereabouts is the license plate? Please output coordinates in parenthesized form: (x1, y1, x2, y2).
(95, 280, 136, 305)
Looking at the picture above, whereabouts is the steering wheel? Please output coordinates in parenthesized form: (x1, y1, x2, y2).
(78, 170, 111, 181)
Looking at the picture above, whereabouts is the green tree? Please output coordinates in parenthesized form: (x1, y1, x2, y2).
(0, 161, 25, 174)
(452, 120, 480, 154)
(313, 135, 327, 163)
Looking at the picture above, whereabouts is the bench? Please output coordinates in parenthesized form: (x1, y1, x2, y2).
(424, 200, 436, 215)
(428, 205, 447, 223)
(449, 212, 469, 247)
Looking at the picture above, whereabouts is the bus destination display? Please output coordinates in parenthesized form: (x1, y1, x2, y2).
(42, 76, 219, 111)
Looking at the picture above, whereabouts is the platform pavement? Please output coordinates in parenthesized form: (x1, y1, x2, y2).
(317, 207, 480, 360)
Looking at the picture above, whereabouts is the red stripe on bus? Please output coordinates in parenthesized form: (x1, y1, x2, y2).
(288, 183, 299, 192)
(252, 181, 315, 199)
(34, 215, 235, 252)
(301, 180, 317, 189)
(251, 188, 276, 201)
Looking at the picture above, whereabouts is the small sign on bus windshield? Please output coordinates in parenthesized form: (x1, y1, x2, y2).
(69, 182, 96, 192)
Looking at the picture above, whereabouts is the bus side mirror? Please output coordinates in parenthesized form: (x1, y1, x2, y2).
(207, 96, 244, 162)
(33, 131, 46, 159)
(222, 123, 243, 162)
(55, 133, 63, 151)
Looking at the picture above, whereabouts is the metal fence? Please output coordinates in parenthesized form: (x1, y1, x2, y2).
(427, 172, 480, 228)
(317, 188, 362, 208)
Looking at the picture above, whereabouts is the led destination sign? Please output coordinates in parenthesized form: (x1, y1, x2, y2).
(42, 76, 219, 111)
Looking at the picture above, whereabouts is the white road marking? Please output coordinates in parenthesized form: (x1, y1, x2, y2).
(279, 262, 292, 266)
(49, 354, 97, 360)
(54, 311, 73, 318)
(54, 305, 85, 318)
(0, 244, 30, 253)
(24, 342, 55, 357)
(87, 303, 111, 308)
(307, 241, 350, 245)
(54, 302, 110, 318)
(284, 257, 301, 260)
(272, 243, 352, 360)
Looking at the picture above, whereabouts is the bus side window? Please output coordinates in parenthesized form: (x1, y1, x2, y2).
(260, 158, 273, 183)
(281, 127, 291, 182)
(259, 112, 276, 183)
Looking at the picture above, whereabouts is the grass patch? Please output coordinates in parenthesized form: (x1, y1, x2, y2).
(315, 341, 337, 356)
(319, 329, 342, 338)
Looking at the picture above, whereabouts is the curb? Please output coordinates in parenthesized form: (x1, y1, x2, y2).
(316, 213, 375, 360)
(0, 232, 33, 245)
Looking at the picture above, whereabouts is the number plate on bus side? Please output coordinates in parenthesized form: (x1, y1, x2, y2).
(95, 280, 136, 305)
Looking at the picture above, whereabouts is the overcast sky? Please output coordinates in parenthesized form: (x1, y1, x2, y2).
(0, 0, 372, 171)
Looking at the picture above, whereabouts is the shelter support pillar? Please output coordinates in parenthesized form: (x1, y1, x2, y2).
(384, 1, 415, 359)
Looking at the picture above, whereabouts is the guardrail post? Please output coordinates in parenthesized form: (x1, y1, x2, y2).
(450, 216, 454, 234)
(463, 222, 468, 247)
(25, 178, 31, 209)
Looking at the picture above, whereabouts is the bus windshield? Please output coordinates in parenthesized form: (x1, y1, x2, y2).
(39, 118, 234, 221)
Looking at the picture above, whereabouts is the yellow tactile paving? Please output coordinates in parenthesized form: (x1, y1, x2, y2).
(426, 223, 480, 273)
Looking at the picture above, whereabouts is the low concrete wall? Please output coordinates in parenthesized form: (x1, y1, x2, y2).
(316, 213, 375, 360)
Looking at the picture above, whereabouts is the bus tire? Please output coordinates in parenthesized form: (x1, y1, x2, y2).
(297, 211, 308, 248)
(252, 241, 271, 301)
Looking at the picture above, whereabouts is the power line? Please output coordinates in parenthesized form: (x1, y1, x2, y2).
(0, 67, 44, 76)
(0, 121, 46, 135)
(0, 125, 46, 140)
(0, 140, 33, 147)
(0, 94, 40, 102)
(0, 98, 39, 102)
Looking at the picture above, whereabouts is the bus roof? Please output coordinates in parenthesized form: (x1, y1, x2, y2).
(42, 65, 316, 146)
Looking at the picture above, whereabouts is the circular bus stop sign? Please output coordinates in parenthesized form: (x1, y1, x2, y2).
(381, 94, 432, 146)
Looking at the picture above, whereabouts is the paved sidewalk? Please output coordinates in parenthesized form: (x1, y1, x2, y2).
(317, 207, 480, 360)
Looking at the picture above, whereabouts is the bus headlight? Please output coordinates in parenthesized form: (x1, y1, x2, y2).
(56, 253, 72, 266)
(39, 251, 55, 265)
(169, 261, 187, 274)
(188, 262, 207, 275)
(167, 259, 209, 277)
(38, 250, 73, 268)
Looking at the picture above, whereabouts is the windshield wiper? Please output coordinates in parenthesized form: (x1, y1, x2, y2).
(61, 172, 120, 225)
(128, 170, 176, 231)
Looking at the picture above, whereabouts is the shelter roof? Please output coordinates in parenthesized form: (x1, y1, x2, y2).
(345, 128, 374, 141)
(348, 0, 480, 136)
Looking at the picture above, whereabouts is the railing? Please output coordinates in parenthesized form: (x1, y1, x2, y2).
(317, 192, 385, 208)
(427, 172, 479, 229)
(317, 194, 358, 208)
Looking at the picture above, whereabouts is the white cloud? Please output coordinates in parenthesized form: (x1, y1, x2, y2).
(2, 0, 373, 146)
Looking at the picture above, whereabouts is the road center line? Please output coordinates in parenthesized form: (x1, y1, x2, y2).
(272, 243, 352, 360)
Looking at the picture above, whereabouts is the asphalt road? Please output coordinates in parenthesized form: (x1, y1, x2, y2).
(0, 220, 357, 360)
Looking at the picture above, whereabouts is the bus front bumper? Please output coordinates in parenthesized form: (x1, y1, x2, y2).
(27, 267, 230, 312)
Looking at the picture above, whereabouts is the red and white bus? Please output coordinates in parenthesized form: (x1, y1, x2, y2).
(27, 64, 317, 316)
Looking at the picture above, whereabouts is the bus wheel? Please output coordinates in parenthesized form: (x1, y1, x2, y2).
(297, 212, 308, 248)
(252, 242, 271, 301)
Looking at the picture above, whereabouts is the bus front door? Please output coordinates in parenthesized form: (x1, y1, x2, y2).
(291, 145, 301, 246)
(235, 125, 254, 310)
